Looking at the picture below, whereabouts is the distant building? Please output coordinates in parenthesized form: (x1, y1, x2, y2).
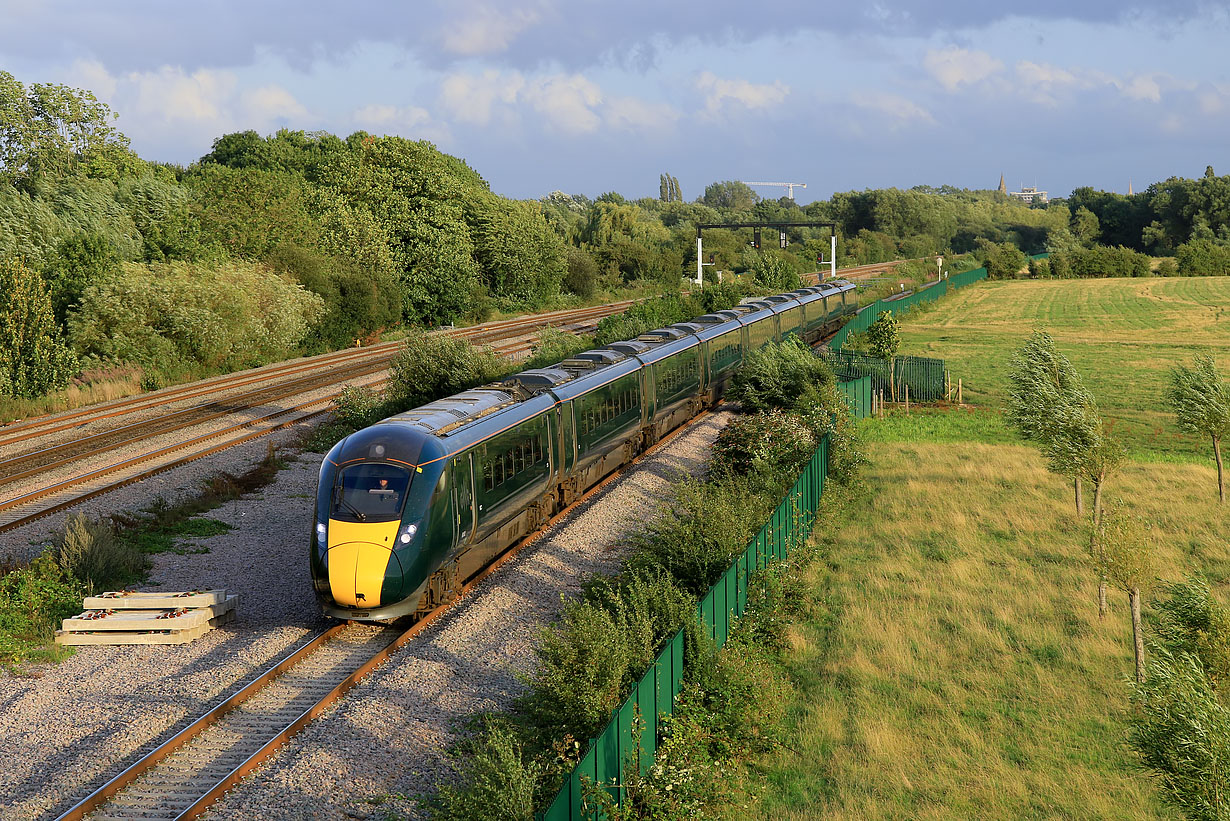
(1008, 185, 1048, 205)
(998, 173, 1007, 195)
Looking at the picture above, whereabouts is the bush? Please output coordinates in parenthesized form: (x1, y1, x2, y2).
(68, 259, 324, 372)
(0, 257, 79, 398)
(978, 240, 1027, 279)
(726, 337, 835, 413)
(385, 330, 506, 412)
(710, 410, 817, 479)
(1156, 257, 1179, 277)
(0, 555, 85, 662)
(431, 719, 544, 821)
(1049, 245, 1153, 278)
(524, 327, 592, 370)
(49, 514, 148, 593)
(563, 246, 598, 299)
(517, 571, 696, 743)
(332, 384, 386, 430)
(1176, 239, 1230, 276)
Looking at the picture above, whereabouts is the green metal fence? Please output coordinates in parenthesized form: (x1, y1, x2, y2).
(837, 375, 874, 419)
(540, 437, 831, 821)
(825, 350, 946, 402)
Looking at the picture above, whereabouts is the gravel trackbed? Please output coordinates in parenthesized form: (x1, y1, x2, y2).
(0, 411, 730, 821)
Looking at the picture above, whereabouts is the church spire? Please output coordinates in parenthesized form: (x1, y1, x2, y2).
(1127, 178, 1134, 196)
(998, 173, 1006, 195)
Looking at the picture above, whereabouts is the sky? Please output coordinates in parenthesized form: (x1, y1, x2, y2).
(2, 1, 1227, 204)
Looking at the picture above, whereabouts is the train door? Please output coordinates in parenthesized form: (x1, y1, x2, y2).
(452, 452, 475, 546)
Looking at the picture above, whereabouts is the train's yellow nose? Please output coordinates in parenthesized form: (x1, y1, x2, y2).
(326, 520, 400, 608)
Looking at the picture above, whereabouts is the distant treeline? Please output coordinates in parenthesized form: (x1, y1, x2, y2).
(2, 68, 1228, 400)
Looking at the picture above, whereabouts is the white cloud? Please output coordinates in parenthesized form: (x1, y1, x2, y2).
(852, 91, 935, 125)
(67, 59, 117, 99)
(439, 69, 525, 125)
(126, 66, 238, 125)
(522, 73, 603, 134)
(242, 85, 308, 122)
(439, 3, 542, 57)
(923, 47, 1003, 91)
(695, 71, 789, 116)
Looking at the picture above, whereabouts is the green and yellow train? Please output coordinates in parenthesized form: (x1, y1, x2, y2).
(311, 281, 857, 620)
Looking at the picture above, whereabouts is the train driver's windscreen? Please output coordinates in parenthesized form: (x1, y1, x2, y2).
(334, 464, 412, 521)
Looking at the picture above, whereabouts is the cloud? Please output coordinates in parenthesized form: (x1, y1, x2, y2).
(439, 70, 525, 125)
(523, 73, 603, 134)
(923, 47, 1004, 91)
(696, 71, 789, 117)
(0, 0, 1215, 74)
(852, 91, 935, 126)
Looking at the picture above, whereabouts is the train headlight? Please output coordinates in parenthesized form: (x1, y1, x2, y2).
(398, 522, 418, 545)
(316, 521, 327, 544)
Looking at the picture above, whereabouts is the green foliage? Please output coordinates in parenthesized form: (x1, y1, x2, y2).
(561, 246, 599, 298)
(710, 410, 817, 480)
(0, 256, 78, 398)
(68, 259, 323, 372)
(1090, 498, 1154, 593)
(0, 70, 139, 188)
(186, 164, 318, 260)
(0, 555, 84, 664)
(525, 327, 592, 369)
(746, 249, 802, 291)
(1177, 239, 1230, 277)
(726, 337, 835, 413)
(44, 231, 119, 324)
(517, 571, 696, 742)
(701, 180, 758, 212)
(593, 293, 697, 346)
(384, 330, 507, 413)
(333, 384, 386, 430)
(1049, 244, 1152, 278)
(1156, 257, 1179, 277)
(469, 195, 566, 307)
(624, 476, 775, 598)
(431, 719, 544, 821)
(48, 513, 148, 593)
(977, 239, 1028, 279)
(265, 243, 400, 352)
(865, 310, 900, 360)
(1166, 354, 1230, 442)
(1130, 577, 1230, 820)
(117, 173, 203, 261)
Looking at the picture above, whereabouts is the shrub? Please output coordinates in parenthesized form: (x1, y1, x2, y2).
(726, 337, 835, 413)
(624, 476, 774, 598)
(431, 719, 544, 821)
(978, 240, 1027, 279)
(0, 256, 79, 399)
(524, 327, 592, 370)
(1176, 239, 1230, 276)
(332, 384, 386, 430)
(517, 571, 695, 743)
(385, 330, 506, 412)
(1156, 257, 1179, 277)
(68, 259, 324, 372)
(0, 555, 85, 662)
(563, 246, 598, 299)
(710, 410, 817, 479)
(49, 514, 148, 593)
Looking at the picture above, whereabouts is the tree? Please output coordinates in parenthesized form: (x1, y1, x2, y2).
(700, 180, 758, 212)
(1130, 577, 1230, 819)
(977, 239, 1027, 279)
(1092, 498, 1155, 682)
(1165, 354, 1230, 502)
(658, 173, 682, 203)
(1072, 206, 1101, 246)
(1006, 331, 1090, 514)
(44, 231, 119, 324)
(866, 311, 900, 361)
(0, 257, 78, 398)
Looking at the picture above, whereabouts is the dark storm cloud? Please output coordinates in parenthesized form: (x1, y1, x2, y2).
(0, 0, 1215, 73)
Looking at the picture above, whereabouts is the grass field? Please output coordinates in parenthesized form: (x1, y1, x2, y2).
(715, 409, 1229, 819)
(895, 276, 1230, 463)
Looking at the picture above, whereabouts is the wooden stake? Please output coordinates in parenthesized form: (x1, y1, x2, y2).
(905, 383, 910, 415)
(958, 378, 963, 404)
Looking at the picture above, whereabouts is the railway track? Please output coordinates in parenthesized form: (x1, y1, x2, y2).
(51, 410, 708, 821)
(0, 303, 628, 536)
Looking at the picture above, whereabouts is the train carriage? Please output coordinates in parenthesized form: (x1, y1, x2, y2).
(312, 279, 859, 622)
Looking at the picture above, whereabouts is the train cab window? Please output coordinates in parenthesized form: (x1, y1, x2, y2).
(334, 464, 411, 522)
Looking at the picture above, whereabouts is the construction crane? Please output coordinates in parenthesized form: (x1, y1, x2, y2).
(744, 181, 807, 200)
